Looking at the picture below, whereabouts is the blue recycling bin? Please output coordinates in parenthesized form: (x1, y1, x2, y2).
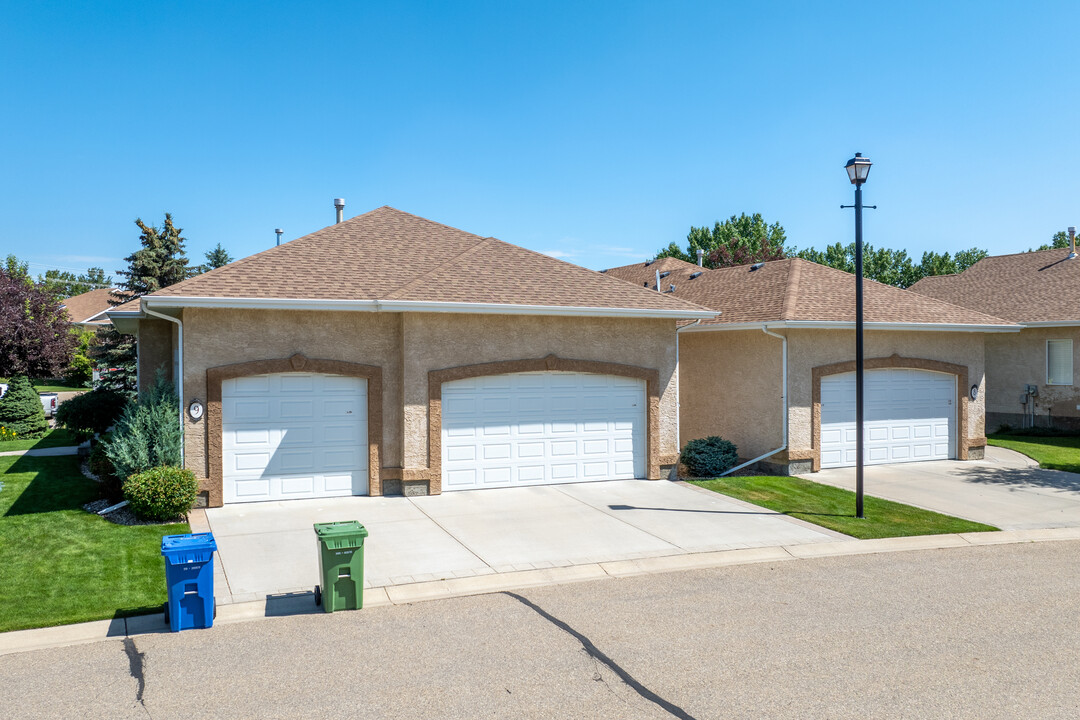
(161, 532, 217, 632)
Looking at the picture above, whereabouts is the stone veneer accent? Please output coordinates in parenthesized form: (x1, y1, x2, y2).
(810, 354, 975, 472)
(203, 353, 383, 507)
(424, 354, 662, 494)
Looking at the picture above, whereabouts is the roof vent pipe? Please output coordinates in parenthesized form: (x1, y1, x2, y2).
(655, 269, 661, 292)
(334, 198, 345, 224)
(697, 248, 704, 267)
(275, 228, 283, 246)
(1069, 226, 1076, 259)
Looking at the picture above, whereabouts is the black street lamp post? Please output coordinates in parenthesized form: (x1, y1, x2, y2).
(843, 152, 874, 519)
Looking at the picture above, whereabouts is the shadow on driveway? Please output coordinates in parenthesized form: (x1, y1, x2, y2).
(953, 465, 1080, 492)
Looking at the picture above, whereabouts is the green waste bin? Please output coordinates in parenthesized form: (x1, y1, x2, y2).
(313, 521, 368, 612)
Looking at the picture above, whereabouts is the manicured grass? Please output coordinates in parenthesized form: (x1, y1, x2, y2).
(690, 475, 998, 539)
(0, 428, 81, 452)
(0, 378, 89, 394)
(0, 454, 187, 632)
(988, 434, 1080, 474)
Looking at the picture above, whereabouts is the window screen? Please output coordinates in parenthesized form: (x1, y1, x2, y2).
(1047, 339, 1073, 386)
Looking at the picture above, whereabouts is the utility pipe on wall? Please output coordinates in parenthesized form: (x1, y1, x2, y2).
(719, 324, 787, 476)
(142, 304, 185, 464)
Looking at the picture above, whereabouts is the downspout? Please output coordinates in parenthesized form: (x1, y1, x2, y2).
(720, 324, 787, 476)
(142, 304, 184, 464)
(675, 320, 702, 462)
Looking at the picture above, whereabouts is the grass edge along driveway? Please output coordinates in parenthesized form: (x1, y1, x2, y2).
(0, 428, 81, 453)
(0, 454, 187, 633)
(987, 433, 1080, 474)
(691, 475, 997, 539)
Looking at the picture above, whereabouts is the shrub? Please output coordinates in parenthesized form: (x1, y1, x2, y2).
(89, 437, 122, 500)
(123, 465, 198, 520)
(63, 354, 93, 387)
(56, 388, 130, 441)
(104, 371, 182, 482)
(0, 426, 16, 442)
(0, 375, 48, 439)
(680, 436, 739, 478)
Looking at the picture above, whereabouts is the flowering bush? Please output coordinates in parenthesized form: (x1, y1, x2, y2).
(0, 426, 17, 442)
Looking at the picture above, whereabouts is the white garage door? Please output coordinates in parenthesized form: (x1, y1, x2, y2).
(820, 369, 955, 469)
(222, 372, 368, 503)
(441, 372, 646, 491)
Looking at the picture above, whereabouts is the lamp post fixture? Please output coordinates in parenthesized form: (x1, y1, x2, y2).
(842, 152, 874, 519)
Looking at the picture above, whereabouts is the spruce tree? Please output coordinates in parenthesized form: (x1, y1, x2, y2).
(88, 325, 137, 393)
(113, 213, 194, 302)
(0, 375, 49, 440)
(203, 243, 233, 270)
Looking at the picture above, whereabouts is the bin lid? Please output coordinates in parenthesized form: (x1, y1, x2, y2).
(314, 520, 368, 542)
(161, 532, 217, 564)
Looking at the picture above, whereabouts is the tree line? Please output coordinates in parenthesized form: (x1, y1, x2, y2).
(2, 213, 234, 390)
(655, 213, 1072, 289)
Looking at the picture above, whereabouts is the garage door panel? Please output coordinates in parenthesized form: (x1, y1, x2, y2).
(442, 372, 646, 491)
(821, 369, 954, 469)
(222, 373, 368, 503)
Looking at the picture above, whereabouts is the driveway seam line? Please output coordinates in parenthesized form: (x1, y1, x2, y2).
(405, 496, 496, 571)
(551, 484, 686, 551)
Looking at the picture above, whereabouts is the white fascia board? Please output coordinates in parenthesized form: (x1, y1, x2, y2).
(141, 296, 719, 320)
(1019, 321, 1080, 328)
(679, 320, 1022, 333)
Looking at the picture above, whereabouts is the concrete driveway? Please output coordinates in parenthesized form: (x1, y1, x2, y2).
(202, 479, 838, 604)
(805, 446, 1080, 530)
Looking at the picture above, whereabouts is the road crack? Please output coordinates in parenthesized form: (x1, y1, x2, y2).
(504, 592, 697, 720)
(122, 637, 151, 717)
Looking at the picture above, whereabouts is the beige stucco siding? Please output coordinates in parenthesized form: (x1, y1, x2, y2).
(678, 329, 784, 460)
(678, 327, 988, 471)
(786, 329, 986, 457)
(985, 327, 1080, 427)
(137, 318, 174, 395)
(400, 313, 680, 472)
(180, 308, 404, 478)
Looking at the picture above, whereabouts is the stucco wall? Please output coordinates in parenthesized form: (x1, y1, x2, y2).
(179, 308, 404, 478)
(786, 329, 987, 459)
(678, 329, 784, 460)
(985, 327, 1080, 430)
(137, 318, 174, 395)
(400, 313, 680, 473)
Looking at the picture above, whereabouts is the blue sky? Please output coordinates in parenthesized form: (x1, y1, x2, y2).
(1, 1, 1077, 280)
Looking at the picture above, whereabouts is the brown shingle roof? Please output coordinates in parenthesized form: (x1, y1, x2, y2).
(61, 288, 116, 324)
(909, 248, 1080, 323)
(148, 207, 711, 315)
(603, 257, 1017, 327)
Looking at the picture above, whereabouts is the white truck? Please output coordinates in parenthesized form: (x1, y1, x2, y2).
(0, 383, 58, 418)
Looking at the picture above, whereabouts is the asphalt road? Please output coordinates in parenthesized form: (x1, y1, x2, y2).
(4, 541, 1079, 719)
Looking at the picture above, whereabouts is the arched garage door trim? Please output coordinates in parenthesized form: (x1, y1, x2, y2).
(428, 354, 661, 494)
(811, 354, 970, 472)
(206, 353, 383, 505)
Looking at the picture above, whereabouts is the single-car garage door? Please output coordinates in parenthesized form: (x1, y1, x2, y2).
(222, 372, 368, 503)
(821, 369, 955, 468)
(441, 372, 646, 491)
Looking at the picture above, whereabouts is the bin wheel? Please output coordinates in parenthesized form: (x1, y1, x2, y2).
(214, 600, 218, 620)
(314, 585, 322, 606)
(163, 602, 169, 624)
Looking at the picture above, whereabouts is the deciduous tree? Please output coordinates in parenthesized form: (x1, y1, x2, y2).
(0, 267, 77, 378)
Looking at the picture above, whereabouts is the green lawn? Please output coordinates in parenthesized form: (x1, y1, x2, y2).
(691, 475, 997, 539)
(0, 454, 187, 633)
(987, 434, 1080, 473)
(0, 428, 81, 452)
(0, 378, 89, 394)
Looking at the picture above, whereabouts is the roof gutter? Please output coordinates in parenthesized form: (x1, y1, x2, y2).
(678, 320, 1022, 333)
(141, 305, 184, 465)
(140, 296, 718, 320)
(719, 324, 787, 476)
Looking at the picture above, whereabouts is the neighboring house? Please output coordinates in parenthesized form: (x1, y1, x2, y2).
(911, 248, 1080, 431)
(108, 207, 715, 508)
(603, 257, 1020, 474)
(60, 288, 117, 330)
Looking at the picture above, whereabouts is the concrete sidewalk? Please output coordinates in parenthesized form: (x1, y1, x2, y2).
(804, 446, 1080, 530)
(0, 445, 82, 457)
(196, 479, 841, 605)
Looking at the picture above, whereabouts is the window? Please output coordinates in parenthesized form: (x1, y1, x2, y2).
(1047, 339, 1073, 386)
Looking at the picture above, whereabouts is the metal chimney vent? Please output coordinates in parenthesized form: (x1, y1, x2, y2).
(334, 198, 345, 224)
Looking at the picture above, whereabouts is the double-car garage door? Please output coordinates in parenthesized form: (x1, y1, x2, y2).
(820, 368, 956, 469)
(221, 370, 647, 503)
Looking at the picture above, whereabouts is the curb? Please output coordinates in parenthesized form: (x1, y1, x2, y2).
(4, 526, 1079, 656)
